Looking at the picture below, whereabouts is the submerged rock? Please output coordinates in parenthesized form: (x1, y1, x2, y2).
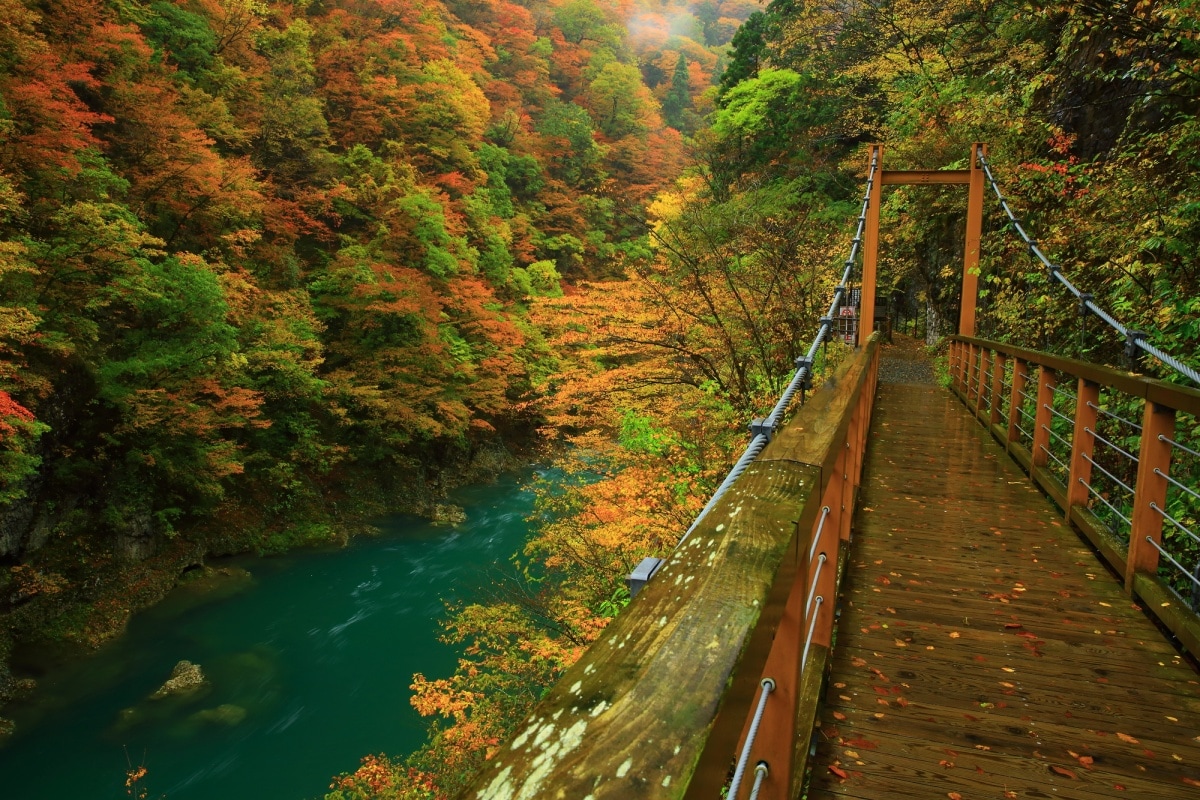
(189, 703, 246, 726)
(430, 503, 467, 526)
(150, 660, 207, 700)
(113, 706, 139, 731)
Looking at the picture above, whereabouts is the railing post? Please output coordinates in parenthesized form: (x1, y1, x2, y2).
(959, 143, 986, 337)
(975, 347, 990, 416)
(960, 342, 969, 396)
(1007, 359, 1028, 447)
(989, 352, 1007, 427)
(838, 437, 854, 543)
(817, 461, 842, 647)
(1125, 400, 1177, 592)
(734, 534, 811, 800)
(966, 344, 976, 403)
(965, 343, 974, 398)
(1031, 368, 1058, 467)
(1065, 379, 1100, 523)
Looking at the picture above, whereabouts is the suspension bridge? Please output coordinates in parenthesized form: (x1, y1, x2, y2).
(464, 146, 1200, 800)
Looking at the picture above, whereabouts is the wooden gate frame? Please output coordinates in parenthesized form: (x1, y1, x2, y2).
(859, 143, 987, 342)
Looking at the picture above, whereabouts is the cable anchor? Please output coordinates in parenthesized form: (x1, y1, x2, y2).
(794, 356, 814, 391)
(749, 418, 777, 442)
(1124, 330, 1149, 370)
(1078, 293, 1093, 317)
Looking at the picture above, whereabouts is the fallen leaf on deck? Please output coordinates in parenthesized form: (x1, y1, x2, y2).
(1078, 756, 1094, 769)
(1183, 777, 1200, 787)
(829, 765, 848, 779)
(947, 793, 963, 800)
(832, 711, 847, 721)
(1050, 765, 1078, 779)
(1116, 732, 1140, 745)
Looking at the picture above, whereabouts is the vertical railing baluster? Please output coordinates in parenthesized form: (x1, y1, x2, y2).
(958, 342, 970, 393)
(1125, 400, 1177, 592)
(1065, 379, 1100, 525)
(1032, 367, 1058, 467)
(1008, 359, 1029, 449)
(990, 352, 1007, 428)
(975, 347, 990, 417)
(967, 344, 976, 404)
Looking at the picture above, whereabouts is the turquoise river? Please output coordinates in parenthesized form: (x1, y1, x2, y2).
(0, 470, 548, 799)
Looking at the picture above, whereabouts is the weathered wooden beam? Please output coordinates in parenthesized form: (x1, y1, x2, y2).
(953, 335, 1200, 415)
(880, 169, 971, 185)
(463, 341, 879, 800)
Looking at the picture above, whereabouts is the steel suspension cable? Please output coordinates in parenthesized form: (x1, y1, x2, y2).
(676, 151, 880, 548)
(976, 152, 1200, 387)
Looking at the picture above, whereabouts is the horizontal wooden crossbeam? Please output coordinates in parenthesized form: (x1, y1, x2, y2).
(880, 169, 971, 185)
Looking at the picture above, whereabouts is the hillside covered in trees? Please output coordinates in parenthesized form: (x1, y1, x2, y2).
(0, 0, 753, 730)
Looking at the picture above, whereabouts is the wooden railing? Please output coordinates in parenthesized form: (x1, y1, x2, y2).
(948, 336, 1200, 655)
(463, 336, 880, 800)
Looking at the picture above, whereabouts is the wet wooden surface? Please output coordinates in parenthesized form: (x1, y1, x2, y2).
(808, 382, 1200, 799)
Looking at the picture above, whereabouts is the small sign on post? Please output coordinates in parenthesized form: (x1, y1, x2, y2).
(838, 306, 857, 345)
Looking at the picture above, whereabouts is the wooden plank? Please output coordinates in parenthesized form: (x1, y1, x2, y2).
(880, 169, 971, 185)
(810, 381, 1200, 800)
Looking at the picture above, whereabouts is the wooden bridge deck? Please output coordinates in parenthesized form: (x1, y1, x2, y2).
(808, 381, 1200, 799)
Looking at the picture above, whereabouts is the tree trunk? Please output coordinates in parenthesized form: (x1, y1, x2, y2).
(925, 296, 940, 347)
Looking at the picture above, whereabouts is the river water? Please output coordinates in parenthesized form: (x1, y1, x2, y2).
(0, 470, 545, 799)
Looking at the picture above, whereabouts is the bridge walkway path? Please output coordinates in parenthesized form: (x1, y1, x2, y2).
(806, 345, 1200, 799)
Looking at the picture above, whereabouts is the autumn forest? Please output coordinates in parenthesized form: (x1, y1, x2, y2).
(2, 0, 1199, 797)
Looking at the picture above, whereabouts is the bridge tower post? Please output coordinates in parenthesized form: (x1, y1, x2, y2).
(859, 144, 883, 347)
(960, 142, 987, 336)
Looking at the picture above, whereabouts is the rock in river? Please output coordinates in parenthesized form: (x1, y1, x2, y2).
(189, 703, 247, 726)
(150, 660, 207, 700)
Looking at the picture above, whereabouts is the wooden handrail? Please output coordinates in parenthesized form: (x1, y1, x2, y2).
(462, 336, 881, 799)
(947, 335, 1200, 658)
